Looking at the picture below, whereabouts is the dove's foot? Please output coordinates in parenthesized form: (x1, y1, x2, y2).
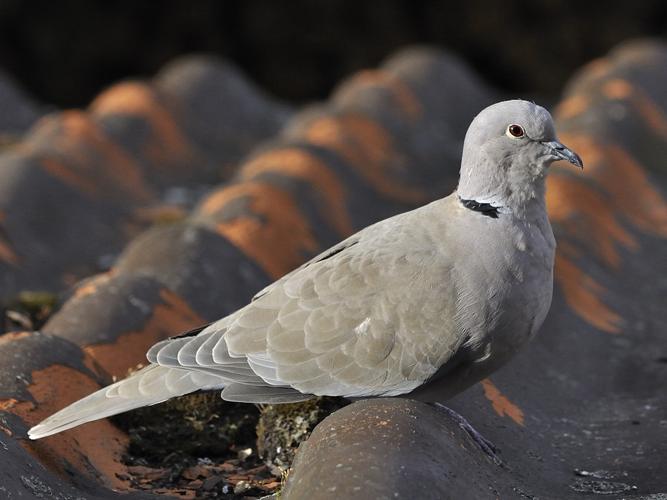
(431, 402, 502, 466)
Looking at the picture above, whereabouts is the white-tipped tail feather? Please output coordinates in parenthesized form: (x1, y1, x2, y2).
(28, 365, 224, 440)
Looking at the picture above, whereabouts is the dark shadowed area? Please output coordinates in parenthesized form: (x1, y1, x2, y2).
(1, 0, 667, 106)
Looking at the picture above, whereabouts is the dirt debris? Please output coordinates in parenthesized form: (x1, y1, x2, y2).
(112, 391, 345, 498)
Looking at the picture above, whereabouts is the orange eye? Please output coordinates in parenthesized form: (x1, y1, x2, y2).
(507, 124, 525, 138)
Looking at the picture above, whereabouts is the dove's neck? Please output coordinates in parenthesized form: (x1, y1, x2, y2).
(457, 176, 547, 220)
(457, 159, 548, 220)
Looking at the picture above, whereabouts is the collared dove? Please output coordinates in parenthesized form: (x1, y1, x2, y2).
(29, 100, 582, 440)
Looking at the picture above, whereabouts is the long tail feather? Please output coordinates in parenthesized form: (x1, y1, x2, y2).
(28, 365, 224, 439)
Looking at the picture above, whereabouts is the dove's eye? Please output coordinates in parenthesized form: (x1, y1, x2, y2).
(506, 124, 525, 138)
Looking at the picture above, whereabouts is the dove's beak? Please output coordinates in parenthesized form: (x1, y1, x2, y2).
(543, 140, 583, 169)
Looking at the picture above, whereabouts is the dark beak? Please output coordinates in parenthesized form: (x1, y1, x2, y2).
(543, 140, 583, 169)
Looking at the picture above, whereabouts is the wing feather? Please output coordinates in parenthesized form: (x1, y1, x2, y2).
(177, 333, 210, 366)
(144, 205, 458, 401)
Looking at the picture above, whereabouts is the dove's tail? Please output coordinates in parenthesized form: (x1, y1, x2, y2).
(28, 364, 225, 440)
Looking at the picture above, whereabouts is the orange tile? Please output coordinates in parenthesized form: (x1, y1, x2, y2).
(304, 114, 428, 204)
(480, 378, 524, 426)
(72, 272, 114, 300)
(32, 112, 154, 202)
(554, 249, 622, 334)
(241, 148, 354, 236)
(201, 182, 318, 279)
(555, 94, 591, 121)
(343, 69, 422, 120)
(83, 288, 204, 379)
(9, 364, 132, 490)
(90, 82, 198, 170)
(602, 78, 667, 139)
(547, 175, 638, 268)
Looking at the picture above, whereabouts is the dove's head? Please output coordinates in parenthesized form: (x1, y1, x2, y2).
(457, 99, 582, 211)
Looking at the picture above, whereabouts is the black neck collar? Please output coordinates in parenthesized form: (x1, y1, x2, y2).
(458, 196, 501, 218)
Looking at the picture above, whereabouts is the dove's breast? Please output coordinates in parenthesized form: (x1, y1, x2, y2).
(429, 205, 556, 394)
(492, 212, 555, 352)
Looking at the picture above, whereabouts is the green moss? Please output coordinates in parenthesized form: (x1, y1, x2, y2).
(16, 291, 57, 311)
(256, 397, 348, 470)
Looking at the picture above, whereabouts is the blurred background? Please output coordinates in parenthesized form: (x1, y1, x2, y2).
(2, 0, 667, 107)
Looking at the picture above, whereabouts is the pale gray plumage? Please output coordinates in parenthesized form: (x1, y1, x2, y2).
(29, 100, 582, 440)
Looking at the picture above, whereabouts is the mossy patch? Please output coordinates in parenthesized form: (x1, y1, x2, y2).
(256, 397, 349, 471)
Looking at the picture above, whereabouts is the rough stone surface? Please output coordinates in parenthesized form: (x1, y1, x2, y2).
(284, 399, 521, 500)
